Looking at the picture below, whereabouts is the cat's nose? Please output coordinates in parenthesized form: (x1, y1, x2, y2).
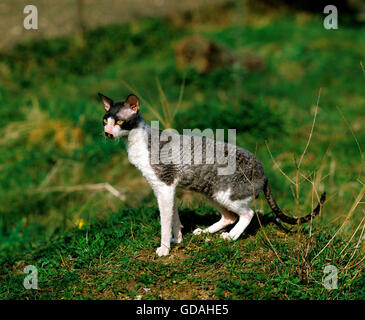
(105, 132, 114, 138)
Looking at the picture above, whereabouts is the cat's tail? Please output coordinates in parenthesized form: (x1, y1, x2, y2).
(263, 180, 326, 225)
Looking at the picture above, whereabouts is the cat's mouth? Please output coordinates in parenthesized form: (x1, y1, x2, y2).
(105, 132, 116, 140)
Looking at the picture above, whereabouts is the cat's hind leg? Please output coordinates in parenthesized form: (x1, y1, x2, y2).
(211, 193, 254, 241)
(220, 205, 254, 241)
(193, 204, 237, 235)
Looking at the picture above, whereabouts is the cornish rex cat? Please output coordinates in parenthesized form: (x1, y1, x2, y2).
(99, 93, 326, 256)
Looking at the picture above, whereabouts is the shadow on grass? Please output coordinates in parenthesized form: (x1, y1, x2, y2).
(178, 208, 290, 238)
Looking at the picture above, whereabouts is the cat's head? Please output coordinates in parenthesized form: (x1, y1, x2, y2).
(98, 93, 140, 139)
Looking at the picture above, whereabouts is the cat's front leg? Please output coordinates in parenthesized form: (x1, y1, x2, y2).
(155, 185, 176, 256)
(171, 199, 183, 244)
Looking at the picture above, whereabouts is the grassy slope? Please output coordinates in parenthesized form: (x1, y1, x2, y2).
(0, 5, 364, 299)
(1, 207, 364, 299)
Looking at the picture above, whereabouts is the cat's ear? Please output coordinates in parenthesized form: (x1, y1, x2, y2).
(98, 93, 113, 112)
(125, 94, 140, 113)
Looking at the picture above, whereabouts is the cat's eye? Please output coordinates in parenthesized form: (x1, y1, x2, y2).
(103, 119, 107, 124)
(117, 120, 124, 125)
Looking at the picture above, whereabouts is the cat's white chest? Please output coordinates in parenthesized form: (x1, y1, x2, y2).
(126, 128, 162, 189)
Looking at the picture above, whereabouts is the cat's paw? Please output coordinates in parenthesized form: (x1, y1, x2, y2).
(171, 229, 183, 243)
(156, 246, 170, 257)
(171, 236, 183, 244)
(193, 228, 204, 235)
(229, 230, 241, 241)
(220, 232, 232, 240)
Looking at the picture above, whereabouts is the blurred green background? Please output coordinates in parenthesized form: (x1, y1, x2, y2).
(0, 0, 364, 299)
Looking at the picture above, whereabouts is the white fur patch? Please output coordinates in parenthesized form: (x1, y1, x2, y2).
(213, 188, 252, 213)
(213, 188, 254, 241)
(126, 125, 167, 191)
(126, 124, 177, 256)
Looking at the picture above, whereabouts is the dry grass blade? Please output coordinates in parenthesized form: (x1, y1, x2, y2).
(346, 253, 365, 270)
(339, 185, 365, 233)
(156, 76, 172, 127)
(58, 250, 68, 268)
(254, 208, 284, 265)
(35, 183, 126, 201)
(298, 170, 323, 208)
(39, 159, 63, 188)
(336, 106, 364, 178)
(344, 215, 365, 269)
(172, 76, 186, 120)
(120, 79, 168, 127)
(156, 77, 185, 129)
(312, 185, 365, 261)
(360, 61, 365, 78)
(339, 215, 365, 257)
(298, 88, 321, 169)
(121, 77, 184, 129)
(265, 141, 295, 185)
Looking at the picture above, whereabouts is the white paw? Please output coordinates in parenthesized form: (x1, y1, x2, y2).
(156, 246, 170, 257)
(230, 231, 241, 241)
(171, 236, 183, 244)
(220, 232, 232, 240)
(193, 228, 204, 235)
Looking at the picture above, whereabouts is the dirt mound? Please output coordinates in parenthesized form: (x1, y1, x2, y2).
(174, 35, 265, 73)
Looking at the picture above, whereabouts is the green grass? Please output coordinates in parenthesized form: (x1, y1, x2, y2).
(0, 4, 364, 299)
(1, 207, 363, 299)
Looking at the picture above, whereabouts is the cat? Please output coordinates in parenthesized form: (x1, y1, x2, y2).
(99, 93, 326, 256)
